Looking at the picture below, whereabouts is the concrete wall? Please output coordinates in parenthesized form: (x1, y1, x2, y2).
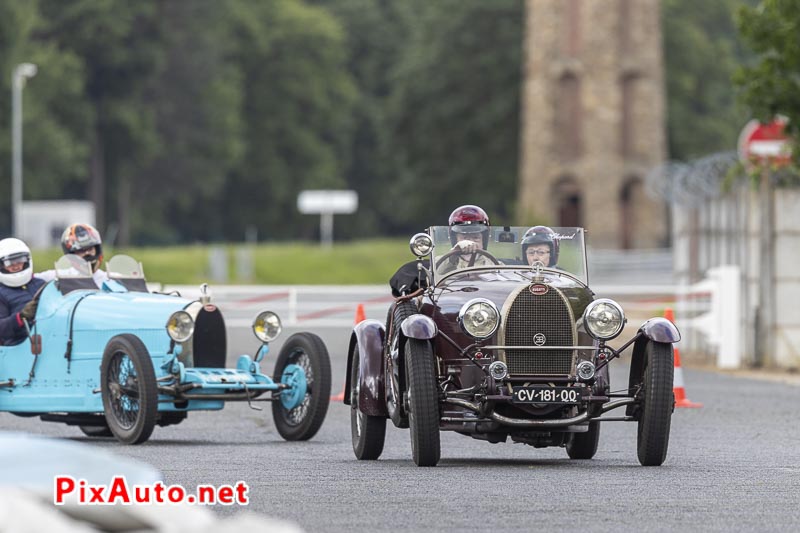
(672, 184, 800, 369)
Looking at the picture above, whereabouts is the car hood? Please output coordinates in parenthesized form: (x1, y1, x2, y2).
(37, 282, 193, 333)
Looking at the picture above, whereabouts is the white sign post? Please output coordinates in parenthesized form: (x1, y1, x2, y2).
(297, 190, 358, 247)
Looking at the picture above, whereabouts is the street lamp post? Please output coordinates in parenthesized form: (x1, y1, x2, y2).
(11, 62, 38, 238)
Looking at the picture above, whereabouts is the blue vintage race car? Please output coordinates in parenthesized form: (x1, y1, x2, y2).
(0, 254, 331, 444)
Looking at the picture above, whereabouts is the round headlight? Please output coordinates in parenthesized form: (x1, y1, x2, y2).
(489, 361, 508, 380)
(253, 311, 282, 343)
(409, 232, 434, 257)
(458, 298, 500, 339)
(577, 360, 596, 381)
(583, 299, 625, 340)
(166, 311, 194, 343)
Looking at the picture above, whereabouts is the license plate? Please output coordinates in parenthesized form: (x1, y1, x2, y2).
(512, 386, 581, 404)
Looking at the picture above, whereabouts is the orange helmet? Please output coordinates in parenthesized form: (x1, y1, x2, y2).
(61, 223, 103, 272)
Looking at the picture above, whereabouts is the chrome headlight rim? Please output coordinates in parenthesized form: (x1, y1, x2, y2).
(166, 310, 194, 343)
(583, 298, 625, 340)
(409, 232, 434, 258)
(457, 298, 500, 340)
(253, 311, 282, 343)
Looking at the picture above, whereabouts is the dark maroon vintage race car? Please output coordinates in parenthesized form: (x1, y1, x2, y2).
(344, 226, 680, 467)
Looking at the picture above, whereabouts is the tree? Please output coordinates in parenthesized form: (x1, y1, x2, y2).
(0, 0, 91, 236)
(735, 0, 800, 166)
(222, 0, 356, 242)
(662, 0, 756, 161)
(38, 0, 164, 244)
(131, 0, 244, 244)
(382, 0, 524, 230)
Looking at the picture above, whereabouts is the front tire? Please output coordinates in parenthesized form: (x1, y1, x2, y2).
(637, 341, 674, 466)
(566, 421, 600, 459)
(100, 334, 158, 445)
(404, 339, 440, 467)
(272, 332, 332, 441)
(350, 344, 386, 459)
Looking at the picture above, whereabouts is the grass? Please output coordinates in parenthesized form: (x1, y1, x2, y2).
(32, 239, 414, 285)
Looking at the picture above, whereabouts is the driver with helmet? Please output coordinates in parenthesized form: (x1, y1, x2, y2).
(0, 238, 46, 345)
(36, 223, 109, 288)
(438, 205, 496, 274)
(521, 225, 559, 267)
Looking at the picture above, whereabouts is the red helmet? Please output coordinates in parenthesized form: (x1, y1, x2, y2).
(522, 226, 559, 267)
(448, 205, 490, 247)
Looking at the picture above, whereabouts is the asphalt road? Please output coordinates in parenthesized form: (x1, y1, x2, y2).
(2, 321, 799, 532)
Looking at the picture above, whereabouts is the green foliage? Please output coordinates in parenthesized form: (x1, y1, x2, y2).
(32, 239, 411, 285)
(3, 0, 776, 244)
(382, 0, 524, 230)
(0, 0, 91, 232)
(662, 0, 757, 161)
(222, 0, 357, 242)
(735, 0, 800, 170)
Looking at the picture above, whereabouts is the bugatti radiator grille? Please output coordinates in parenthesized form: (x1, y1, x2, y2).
(501, 286, 576, 375)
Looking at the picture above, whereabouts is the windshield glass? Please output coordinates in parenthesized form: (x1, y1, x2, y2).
(107, 255, 145, 279)
(429, 226, 587, 283)
(54, 255, 93, 279)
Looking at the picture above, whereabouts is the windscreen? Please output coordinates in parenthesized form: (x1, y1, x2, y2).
(54, 255, 93, 279)
(429, 226, 587, 283)
(107, 255, 145, 279)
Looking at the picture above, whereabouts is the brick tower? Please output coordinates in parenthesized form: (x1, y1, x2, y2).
(518, 0, 667, 249)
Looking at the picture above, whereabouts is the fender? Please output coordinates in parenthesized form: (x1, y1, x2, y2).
(344, 319, 387, 416)
(399, 314, 437, 340)
(626, 322, 677, 416)
(639, 317, 681, 343)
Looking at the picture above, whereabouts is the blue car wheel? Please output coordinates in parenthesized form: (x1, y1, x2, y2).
(271, 332, 332, 441)
(100, 334, 158, 445)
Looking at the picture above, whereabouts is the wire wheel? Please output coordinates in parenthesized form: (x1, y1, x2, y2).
(272, 332, 331, 441)
(100, 334, 158, 445)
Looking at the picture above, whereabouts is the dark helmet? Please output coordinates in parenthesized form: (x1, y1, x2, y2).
(521, 226, 559, 267)
(61, 223, 103, 272)
(448, 205, 490, 248)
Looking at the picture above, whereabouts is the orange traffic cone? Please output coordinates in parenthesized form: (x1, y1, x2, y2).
(331, 304, 367, 402)
(664, 308, 702, 408)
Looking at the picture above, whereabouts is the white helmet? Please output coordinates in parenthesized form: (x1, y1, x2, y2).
(0, 238, 33, 288)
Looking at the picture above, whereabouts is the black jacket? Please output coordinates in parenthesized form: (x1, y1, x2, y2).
(0, 278, 46, 346)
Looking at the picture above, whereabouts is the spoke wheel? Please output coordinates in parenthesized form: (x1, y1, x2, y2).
(637, 341, 675, 466)
(272, 332, 331, 441)
(100, 334, 158, 444)
(404, 339, 440, 467)
(566, 422, 600, 459)
(350, 344, 386, 459)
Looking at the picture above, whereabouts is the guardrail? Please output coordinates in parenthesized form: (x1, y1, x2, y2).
(151, 272, 739, 368)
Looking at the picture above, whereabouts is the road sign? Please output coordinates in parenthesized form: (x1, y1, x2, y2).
(297, 190, 358, 214)
(297, 190, 358, 247)
(738, 116, 792, 167)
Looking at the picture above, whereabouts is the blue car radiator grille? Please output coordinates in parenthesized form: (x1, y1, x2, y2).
(500, 286, 576, 375)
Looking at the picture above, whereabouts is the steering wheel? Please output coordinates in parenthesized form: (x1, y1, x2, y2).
(435, 248, 501, 270)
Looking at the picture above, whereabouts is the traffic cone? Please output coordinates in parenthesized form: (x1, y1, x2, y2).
(331, 304, 367, 402)
(664, 308, 702, 408)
